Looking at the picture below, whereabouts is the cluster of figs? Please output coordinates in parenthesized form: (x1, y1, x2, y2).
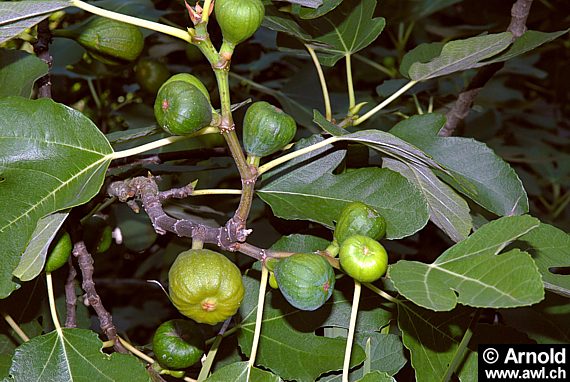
(46, 0, 390, 374)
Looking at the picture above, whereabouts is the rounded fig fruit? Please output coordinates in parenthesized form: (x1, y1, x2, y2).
(152, 319, 204, 369)
(334, 201, 387, 244)
(215, 0, 265, 46)
(339, 235, 388, 283)
(243, 101, 297, 157)
(168, 249, 245, 325)
(273, 253, 335, 311)
(154, 80, 213, 136)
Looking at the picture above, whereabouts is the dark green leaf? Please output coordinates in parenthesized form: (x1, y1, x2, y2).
(298, 0, 343, 19)
(383, 158, 471, 242)
(0, 50, 48, 98)
(270, 234, 330, 253)
(0, 97, 113, 298)
(258, 149, 429, 239)
(390, 114, 529, 216)
(389, 215, 544, 311)
(8, 328, 150, 381)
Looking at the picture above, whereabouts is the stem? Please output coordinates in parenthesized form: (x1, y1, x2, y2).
(442, 310, 481, 382)
(257, 137, 337, 175)
(71, 0, 192, 42)
(346, 54, 355, 111)
(198, 320, 231, 382)
(191, 239, 204, 249)
(353, 80, 418, 126)
(363, 282, 400, 305)
(305, 44, 332, 121)
(117, 337, 155, 364)
(87, 79, 101, 110)
(248, 265, 268, 370)
(111, 127, 222, 160)
(201, 0, 213, 24)
(1, 312, 30, 342)
(192, 189, 242, 196)
(247, 155, 261, 168)
(342, 281, 361, 382)
(46, 272, 63, 336)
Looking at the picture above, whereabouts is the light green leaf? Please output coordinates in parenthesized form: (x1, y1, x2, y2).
(8, 328, 150, 381)
(356, 371, 394, 382)
(389, 215, 544, 311)
(258, 149, 429, 239)
(404, 33, 513, 81)
(13, 212, 69, 282)
(390, 114, 529, 216)
(0, 1, 71, 44)
(206, 361, 282, 382)
(479, 29, 570, 65)
(237, 275, 367, 382)
(383, 158, 471, 242)
(0, 50, 48, 98)
(518, 223, 570, 297)
(0, 97, 113, 298)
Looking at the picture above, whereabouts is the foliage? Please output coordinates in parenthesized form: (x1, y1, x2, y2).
(0, 0, 569, 381)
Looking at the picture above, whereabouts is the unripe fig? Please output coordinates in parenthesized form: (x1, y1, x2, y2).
(339, 235, 388, 283)
(168, 249, 245, 325)
(243, 101, 297, 157)
(214, 0, 265, 46)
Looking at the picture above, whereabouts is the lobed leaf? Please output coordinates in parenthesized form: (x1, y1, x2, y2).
(389, 215, 544, 311)
(0, 97, 113, 298)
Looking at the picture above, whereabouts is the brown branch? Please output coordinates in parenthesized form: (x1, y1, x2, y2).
(32, 19, 53, 99)
(72, 241, 128, 353)
(64, 257, 78, 328)
(439, 0, 534, 137)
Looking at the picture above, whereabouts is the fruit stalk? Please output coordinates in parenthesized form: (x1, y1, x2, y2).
(342, 280, 362, 382)
(248, 264, 269, 371)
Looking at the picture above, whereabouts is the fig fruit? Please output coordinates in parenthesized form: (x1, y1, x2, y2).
(214, 0, 265, 46)
(168, 249, 245, 325)
(273, 253, 335, 311)
(243, 101, 297, 157)
(154, 80, 213, 135)
(152, 319, 204, 369)
(334, 201, 386, 244)
(339, 235, 388, 283)
(45, 231, 72, 273)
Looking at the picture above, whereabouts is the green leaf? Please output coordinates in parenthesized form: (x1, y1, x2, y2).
(479, 29, 570, 65)
(0, 50, 48, 98)
(258, 149, 429, 239)
(206, 361, 282, 382)
(298, 0, 343, 19)
(270, 234, 330, 253)
(262, 6, 312, 41)
(320, 333, 405, 381)
(8, 328, 150, 381)
(0, 97, 113, 298)
(238, 275, 367, 382)
(383, 158, 472, 242)
(12, 212, 69, 282)
(389, 215, 544, 311)
(501, 292, 570, 344)
(0, 1, 71, 44)
(390, 114, 529, 216)
(403, 33, 513, 80)
(518, 223, 570, 297)
(305, 0, 386, 66)
(356, 371, 394, 382)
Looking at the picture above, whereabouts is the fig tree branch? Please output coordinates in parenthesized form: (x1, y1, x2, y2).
(439, 0, 534, 136)
(72, 240, 128, 353)
(64, 258, 78, 328)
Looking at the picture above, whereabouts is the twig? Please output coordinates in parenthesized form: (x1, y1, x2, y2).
(440, 0, 534, 136)
(64, 257, 78, 328)
(73, 241, 128, 353)
(33, 19, 52, 98)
